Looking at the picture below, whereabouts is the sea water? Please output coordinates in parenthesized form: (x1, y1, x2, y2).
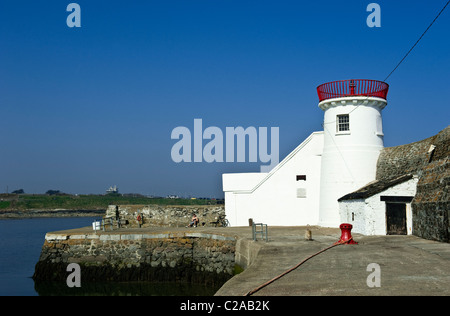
(0, 217, 220, 296)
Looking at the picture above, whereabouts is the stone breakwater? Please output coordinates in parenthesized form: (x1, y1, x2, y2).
(106, 204, 225, 228)
(33, 229, 238, 286)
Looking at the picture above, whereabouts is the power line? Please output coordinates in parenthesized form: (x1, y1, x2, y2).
(321, 2, 449, 123)
(384, 0, 450, 82)
(339, 1, 450, 120)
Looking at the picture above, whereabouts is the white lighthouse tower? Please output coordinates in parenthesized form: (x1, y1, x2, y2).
(317, 79, 389, 227)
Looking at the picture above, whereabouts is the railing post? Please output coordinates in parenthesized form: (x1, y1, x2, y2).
(349, 79, 355, 95)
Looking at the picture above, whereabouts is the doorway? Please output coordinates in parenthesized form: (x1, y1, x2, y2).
(386, 203, 407, 235)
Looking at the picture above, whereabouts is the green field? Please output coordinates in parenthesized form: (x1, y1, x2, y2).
(0, 201, 11, 209)
(0, 194, 222, 210)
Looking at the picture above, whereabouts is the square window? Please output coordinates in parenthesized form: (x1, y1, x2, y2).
(297, 188, 307, 198)
(337, 114, 350, 132)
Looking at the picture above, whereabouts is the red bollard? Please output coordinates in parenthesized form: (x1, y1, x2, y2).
(336, 223, 358, 245)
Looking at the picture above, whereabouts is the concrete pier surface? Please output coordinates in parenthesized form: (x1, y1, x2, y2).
(44, 225, 450, 296)
(216, 226, 450, 296)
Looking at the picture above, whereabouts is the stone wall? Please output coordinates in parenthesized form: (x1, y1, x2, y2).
(376, 132, 436, 180)
(105, 204, 225, 228)
(33, 231, 237, 286)
(376, 126, 450, 242)
(412, 155, 449, 242)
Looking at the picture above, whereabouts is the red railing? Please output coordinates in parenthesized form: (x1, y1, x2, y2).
(317, 79, 389, 102)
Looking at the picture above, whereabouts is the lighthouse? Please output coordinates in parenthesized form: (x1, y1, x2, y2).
(317, 79, 389, 227)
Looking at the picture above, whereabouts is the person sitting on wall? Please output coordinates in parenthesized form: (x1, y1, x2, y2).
(187, 214, 199, 228)
(136, 213, 143, 228)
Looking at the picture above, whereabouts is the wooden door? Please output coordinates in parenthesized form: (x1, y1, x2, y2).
(386, 203, 407, 235)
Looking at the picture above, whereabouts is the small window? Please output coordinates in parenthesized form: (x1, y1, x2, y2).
(296, 175, 306, 181)
(337, 114, 350, 132)
(297, 188, 307, 198)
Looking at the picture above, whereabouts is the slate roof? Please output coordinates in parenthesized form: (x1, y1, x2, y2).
(338, 174, 414, 201)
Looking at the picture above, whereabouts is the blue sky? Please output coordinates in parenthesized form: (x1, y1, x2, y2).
(1, 0, 449, 197)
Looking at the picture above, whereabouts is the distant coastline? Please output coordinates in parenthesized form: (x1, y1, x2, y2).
(0, 193, 224, 219)
(0, 209, 106, 219)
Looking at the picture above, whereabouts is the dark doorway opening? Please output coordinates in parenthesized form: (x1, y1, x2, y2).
(386, 203, 407, 235)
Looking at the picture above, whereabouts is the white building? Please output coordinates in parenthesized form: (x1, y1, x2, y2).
(338, 174, 419, 235)
(223, 131, 323, 226)
(223, 79, 404, 233)
(106, 185, 119, 194)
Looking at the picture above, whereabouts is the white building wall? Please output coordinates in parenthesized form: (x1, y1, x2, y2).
(339, 199, 366, 234)
(223, 132, 323, 226)
(318, 97, 387, 227)
(339, 176, 419, 235)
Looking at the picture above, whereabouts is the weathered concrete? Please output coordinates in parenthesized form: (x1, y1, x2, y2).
(216, 226, 450, 296)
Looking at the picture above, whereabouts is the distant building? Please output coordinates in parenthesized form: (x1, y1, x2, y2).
(222, 79, 449, 242)
(106, 185, 119, 194)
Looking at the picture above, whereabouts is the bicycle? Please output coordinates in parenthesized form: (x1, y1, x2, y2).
(211, 215, 230, 227)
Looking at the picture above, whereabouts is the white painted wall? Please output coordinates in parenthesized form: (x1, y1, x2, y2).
(339, 176, 419, 235)
(223, 173, 267, 192)
(223, 132, 323, 226)
(318, 97, 387, 227)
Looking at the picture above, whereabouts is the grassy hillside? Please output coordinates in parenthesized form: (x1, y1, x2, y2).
(0, 194, 223, 211)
